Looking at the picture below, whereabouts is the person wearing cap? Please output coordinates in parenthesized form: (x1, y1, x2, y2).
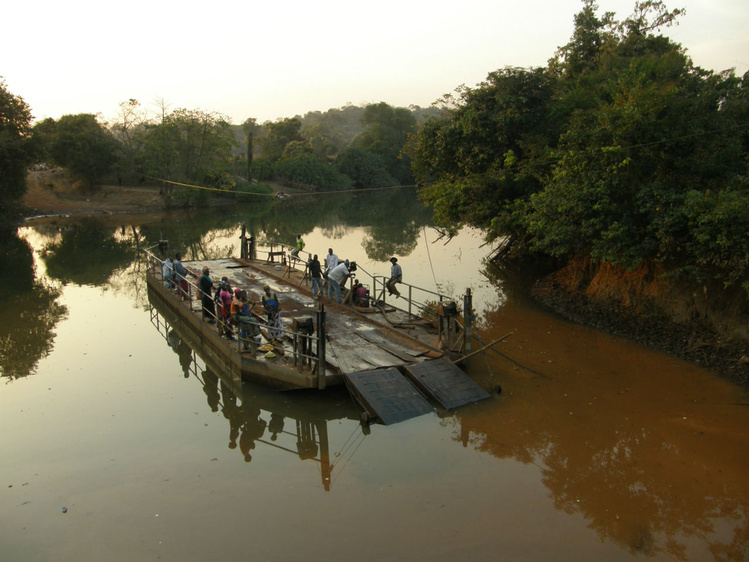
(290, 233, 305, 259)
(327, 259, 350, 304)
(386, 257, 402, 297)
(199, 267, 216, 322)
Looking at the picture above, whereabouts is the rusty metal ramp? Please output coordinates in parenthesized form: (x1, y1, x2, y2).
(344, 368, 433, 425)
(402, 359, 490, 410)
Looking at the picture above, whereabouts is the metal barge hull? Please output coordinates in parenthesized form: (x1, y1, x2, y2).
(147, 272, 335, 390)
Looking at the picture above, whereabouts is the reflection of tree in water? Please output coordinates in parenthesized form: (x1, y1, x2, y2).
(357, 189, 430, 261)
(450, 399, 749, 560)
(260, 194, 350, 245)
(362, 222, 420, 262)
(41, 219, 136, 286)
(0, 234, 67, 379)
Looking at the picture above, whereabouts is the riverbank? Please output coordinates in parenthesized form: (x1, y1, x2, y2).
(532, 259, 749, 387)
(22, 169, 166, 219)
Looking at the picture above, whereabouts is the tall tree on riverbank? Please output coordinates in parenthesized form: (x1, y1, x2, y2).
(0, 79, 33, 227)
(409, 0, 749, 294)
(31, 113, 119, 190)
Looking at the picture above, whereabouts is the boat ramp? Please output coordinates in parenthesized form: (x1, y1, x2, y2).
(145, 240, 491, 424)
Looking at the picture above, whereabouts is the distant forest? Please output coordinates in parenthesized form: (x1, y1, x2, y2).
(1, 0, 747, 312)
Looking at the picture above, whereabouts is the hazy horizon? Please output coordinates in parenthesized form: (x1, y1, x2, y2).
(4, 0, 747, 126)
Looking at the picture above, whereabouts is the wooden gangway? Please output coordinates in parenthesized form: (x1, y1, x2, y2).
(344, 359, 490, 425)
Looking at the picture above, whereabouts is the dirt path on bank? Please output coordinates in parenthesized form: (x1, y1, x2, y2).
(22, 169, 166, 218)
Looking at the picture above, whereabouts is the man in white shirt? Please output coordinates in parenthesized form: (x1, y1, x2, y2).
(327, 259, 350, 303)
(325, 248, 338, 274)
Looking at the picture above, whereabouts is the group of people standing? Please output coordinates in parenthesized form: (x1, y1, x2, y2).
(304, 246, 402, 305)
(161, 253, 190, 299)
(160, 241, 404, 352)
(197, 267, 269, 348)
(305, 247, 353, 304)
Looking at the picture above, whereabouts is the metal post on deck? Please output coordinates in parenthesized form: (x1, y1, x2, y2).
(463, 288, 473, 354)
(239, 225, 247, 260)
(316, 303, 326, 389)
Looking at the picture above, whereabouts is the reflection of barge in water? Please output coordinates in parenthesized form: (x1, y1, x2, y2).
(145, 237, 490, 423)
(150, 304, 361, 491)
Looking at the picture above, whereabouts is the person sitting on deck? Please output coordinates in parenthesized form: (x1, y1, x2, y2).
(262, 285, 284, 341)
(353, 280, 369, 307)
(199, 267, 216, 323)
(290, 233, 305, 259)
(235, 290, 262, 349)
(386, 257, 402, 298)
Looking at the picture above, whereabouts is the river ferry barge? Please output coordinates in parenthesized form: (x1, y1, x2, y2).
(145, 234, 490, 423)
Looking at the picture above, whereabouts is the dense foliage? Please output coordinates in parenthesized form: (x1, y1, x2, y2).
(409, 0, 749, 293)
(0, 79, 33, 226)
(32, 114, 119, 188)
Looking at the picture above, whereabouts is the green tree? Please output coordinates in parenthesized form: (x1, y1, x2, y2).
(409, 66, 558, 247)
(409, 0, 748, 295)
(242, 117, 257, 180)
(335, 147, 397, 188)
(110, 99, 148, 184)
(301, 121, 344, 159)
(139, 107, 236, 204)
(528, 3, 745, 287)
(274, 155, 351, 191)
(33, 114, 119, 189)
(0, 79, 33, 226)
(352, 102, 417, 184)
(260, 117, 303, 162)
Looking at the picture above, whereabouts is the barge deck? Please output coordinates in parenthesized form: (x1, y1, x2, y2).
(146, 243, 490, 422)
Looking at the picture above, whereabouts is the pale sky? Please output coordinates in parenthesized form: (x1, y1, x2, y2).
(3, 0, 748, 126)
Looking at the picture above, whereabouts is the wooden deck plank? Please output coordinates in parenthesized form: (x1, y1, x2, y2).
(344, 368, 433, 425)
(356, 328, 426, 362)
(402, 359, 490, 410)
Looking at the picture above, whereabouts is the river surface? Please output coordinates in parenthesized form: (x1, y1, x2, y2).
(2, 193, 748, 561)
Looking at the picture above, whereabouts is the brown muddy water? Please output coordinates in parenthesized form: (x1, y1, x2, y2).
(1, 218, 748, 562)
